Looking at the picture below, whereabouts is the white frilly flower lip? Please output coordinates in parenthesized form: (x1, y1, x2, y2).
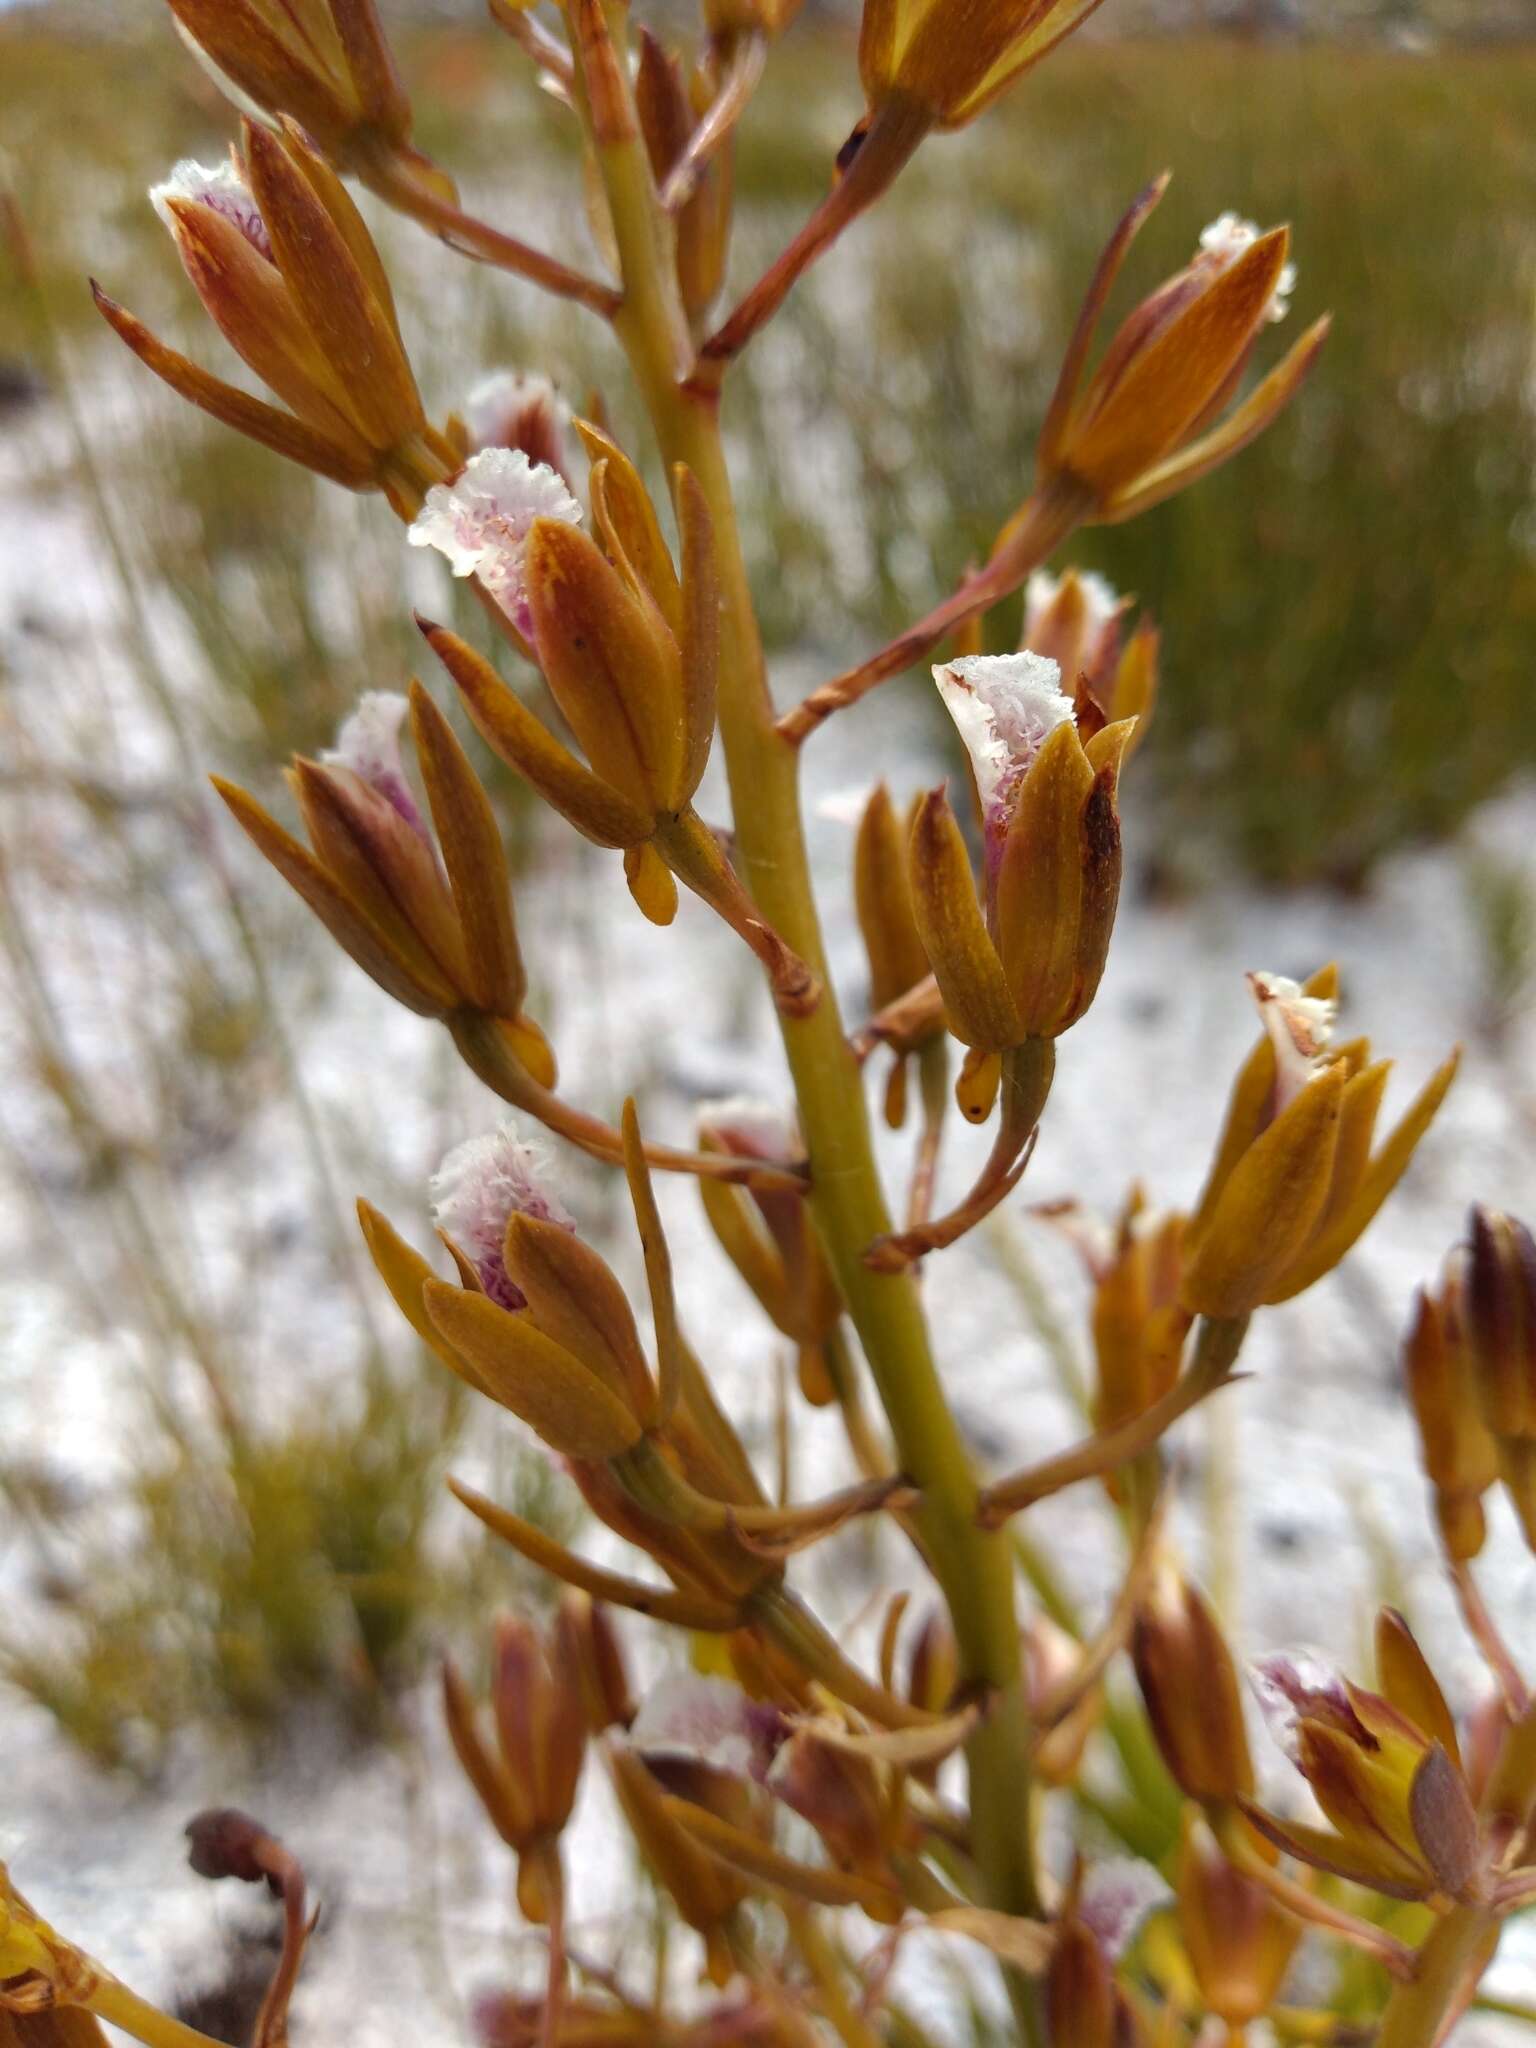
(1198, 211, 1296, 325)
(463, 369, 574, 477)
(1078, 1858, 1172, 1962)
(627, 1673, 784, 1780)
(429, 1121, 575, 1312)
(1249, 1648, 1363, 1767)
(1248, 971, 1337, 1110)
(322, 690, 424, 833)
(407, 447, 583, 641)
(149, 156, 272, 263)
(933, 651, 1076, 835)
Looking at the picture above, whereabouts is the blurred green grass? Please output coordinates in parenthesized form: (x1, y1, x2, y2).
(4, 23, 1534, 883)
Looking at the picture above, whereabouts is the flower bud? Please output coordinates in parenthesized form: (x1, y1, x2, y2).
(1085, 1192, 1189, 1494)
(99, 122, 453, 508)
(860, 0, 1105, 128)
(1175, 1813, 1298, 2029)
(606, 1741, 754, 1985)
(636, 31, 733, 323)
(555, 1593, 635, 1733)
(214, 683, 554, 1084)
(165, 0, 452, 203)
(1461, 1206, 1536, 1549)
(1403, 1270, 1498, 1562)
(1043, 1872, 1155, 2048)
(442, 1613, 587, 1920)
(1030, 1615, 1103, 1788)
(1245, 1622, 1481, 1902)
(853, 782, 940, 1127)
(1035, 175, 1328, 526)
(696, 1099, 842, 1405)
(1023, 570, 1159, 757)
(1131, 1566, 1253, 1806)
(911, 652, 1131, 1064)
(1181, 967, 1457, 1318)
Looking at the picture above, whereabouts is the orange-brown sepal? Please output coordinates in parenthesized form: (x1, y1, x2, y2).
(1131, 1564, 1254, 1806)
(1462, 1205, 1536, 1549)
(1404, 1272, 1499, 1563)
(165, 0, 453, 199)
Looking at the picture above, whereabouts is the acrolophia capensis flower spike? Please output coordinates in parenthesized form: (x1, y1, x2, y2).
(1181, 968, 1457, 1318)
(860, 0, 1110, 128)
(1244, 1615, 1482, 1904)
(1029, 175, 1329, 528)
(164, 0, 454, 205)
(213, 683, 555, 1084)
(96, 121, 455, 511)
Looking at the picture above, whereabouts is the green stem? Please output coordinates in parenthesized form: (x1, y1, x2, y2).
(573, 7, 1043, 2030)
(1375, 1905, 1500, 2048)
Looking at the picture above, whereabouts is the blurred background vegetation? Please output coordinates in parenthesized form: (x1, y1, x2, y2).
(0, 6, 1533, 1769)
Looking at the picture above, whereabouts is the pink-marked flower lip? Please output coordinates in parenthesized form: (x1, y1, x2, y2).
(932, 651, 1076, 853)
(322, 690, 425, 833)
(464, 370, 575, 483)
(1248, 971, 1336, 1110)
(150, 156, 273, 262)
(696, 1095, 800, 1165)
(408, 447, 583, 642)
(1199, 212, 1297, 323)
(429, 1122, 575, 1311)
(1250, 1650, 1368, 1765)
(627, 1673, 785, 1781)
(1079, 1858, 1172, 1961)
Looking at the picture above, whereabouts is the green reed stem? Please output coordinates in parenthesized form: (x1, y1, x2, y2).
(571, 7, 1043, 2034)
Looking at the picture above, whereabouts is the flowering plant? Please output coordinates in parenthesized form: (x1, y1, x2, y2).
(11, 2, 1531, 2045)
